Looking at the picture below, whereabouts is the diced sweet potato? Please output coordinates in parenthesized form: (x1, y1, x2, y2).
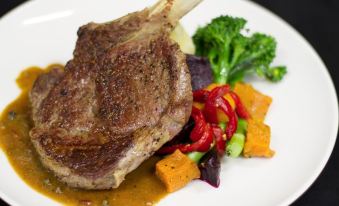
(233, 83, 272, 122)
(155, 150, 200, 192)
(243, 119, 275, 158)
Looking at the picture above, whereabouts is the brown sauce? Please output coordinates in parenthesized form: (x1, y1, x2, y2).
(0, 65, 167, 206)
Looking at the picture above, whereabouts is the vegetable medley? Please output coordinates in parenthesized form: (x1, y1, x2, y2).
(155, 15, 287, 192)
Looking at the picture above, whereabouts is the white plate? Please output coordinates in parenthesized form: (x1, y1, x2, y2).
(0, 0, 338, 205)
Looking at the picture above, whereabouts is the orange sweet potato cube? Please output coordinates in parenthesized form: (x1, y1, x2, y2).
(155, 150, 200, 192)
(233, 83, 272, 122)
(243, 119, 275, 158)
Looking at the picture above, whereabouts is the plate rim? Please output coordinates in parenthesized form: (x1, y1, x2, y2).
(244, 1, 339, 206)
(0, 0, 338, 206)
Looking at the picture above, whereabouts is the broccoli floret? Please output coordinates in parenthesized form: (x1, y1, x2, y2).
(263, 66, 287, 82)
(193, 16, 287, 84)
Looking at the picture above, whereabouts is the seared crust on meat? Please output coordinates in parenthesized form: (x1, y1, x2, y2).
(29, 7, 192, 189)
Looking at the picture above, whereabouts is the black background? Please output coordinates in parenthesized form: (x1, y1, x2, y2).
(0, 0, 338, 205)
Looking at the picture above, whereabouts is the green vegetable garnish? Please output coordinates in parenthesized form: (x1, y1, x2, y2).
(236, 118, 248, 134)
(227, 133, 245, 157)
(218, 122, 226, 131)
(193, 15, 287, 84)
(226, 118, 248, 157)
(187, 152, 206, 163)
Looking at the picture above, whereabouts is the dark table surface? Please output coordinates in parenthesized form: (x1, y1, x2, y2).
(0, 0, 338, 205)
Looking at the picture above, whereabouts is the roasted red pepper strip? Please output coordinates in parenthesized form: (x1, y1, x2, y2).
(215, 97, 238, 139)
(158, 85, 241, 155)
(212, 125, 226, 156)
(203, 85, 230, 123)
(157, 123, 213, 154)
(229, 91, 250, 119)
(190, 107, 206, 142)
(193, 89, 210, 103)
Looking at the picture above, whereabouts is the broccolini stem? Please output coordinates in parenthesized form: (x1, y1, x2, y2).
(214, 75, 227, 84)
